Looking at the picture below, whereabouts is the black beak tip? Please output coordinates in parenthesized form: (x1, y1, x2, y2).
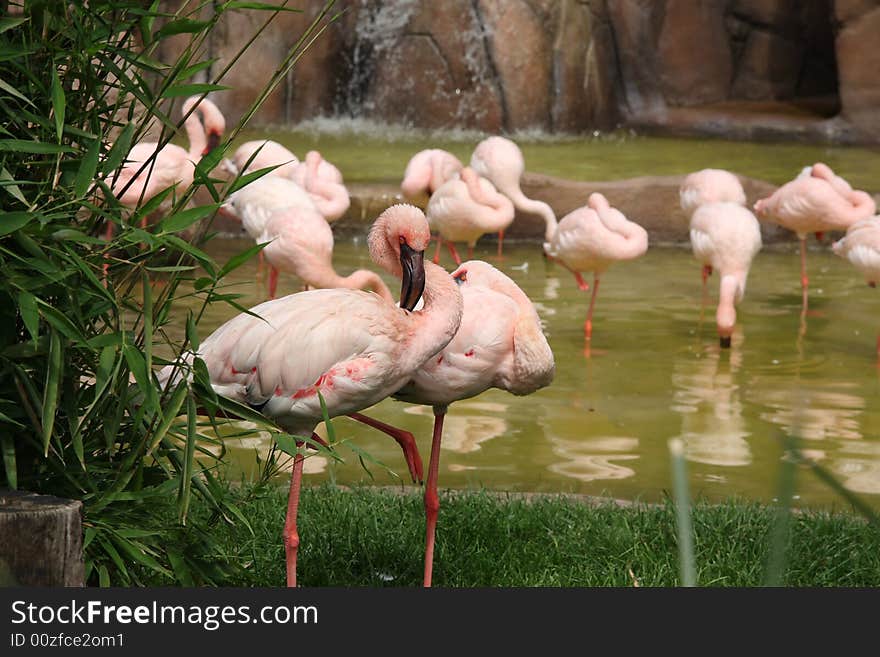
(719, 336, 732, 349)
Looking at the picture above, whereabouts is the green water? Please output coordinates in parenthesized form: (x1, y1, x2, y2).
(241, 125, 880, 190)
(191, 237, 880, 511)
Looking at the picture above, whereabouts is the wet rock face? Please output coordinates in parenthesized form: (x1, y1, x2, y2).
(157, 0, 879, 143)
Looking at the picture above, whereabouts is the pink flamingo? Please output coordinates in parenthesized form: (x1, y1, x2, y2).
(222, 139, 299, 179)
(400, 148, 464, 205)
(832, 216, 880, 354)
(259, 205, 393, 301)
(754, 163, 876, 308)
(351, 260, 554, 586)
(544, 192, 648, 342)
(470, 136, 556, 257)
(109, 95, 225, 229)
(164, 204, 463, 586)
(294, 150, 350, 223)
(679, 168, 752, 295)
(683, 180, 762, 348)
(290, 149, 344, 187)
(425, 166, 514, 265)
(220, 175, 317, 291)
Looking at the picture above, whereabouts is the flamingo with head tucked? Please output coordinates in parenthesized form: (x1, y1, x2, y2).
(544, 192, 648, 343)
(832, 216, 880, 355)
(400, 148, 464, 205)
(222, 139, 299, 179)
(754, 163, 876, 308)
(470, 136, 556, 257)
(426, 166, 514, 265)
(350, 260, 554, 586)
(293, 150, 350, 223)
(161, 204, 463, 587)
(681, 170, 762, 348)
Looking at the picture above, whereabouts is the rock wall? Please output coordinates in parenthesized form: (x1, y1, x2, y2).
(158, 0, 880, 143)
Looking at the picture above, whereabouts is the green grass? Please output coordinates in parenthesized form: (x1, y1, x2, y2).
(143, 484, 880, 587)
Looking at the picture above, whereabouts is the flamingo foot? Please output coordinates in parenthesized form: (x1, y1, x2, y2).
(347, 412, 424, 483)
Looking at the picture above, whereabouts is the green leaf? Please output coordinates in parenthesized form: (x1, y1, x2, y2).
(155, 18, 210, 38)
(219, 241, 267, 279)
(0, 167, 28, 205)
(0, 212, 35, 236)
(17, 292, 39, 344)
(74, 137, 101, 198)
(159, 204, 218, 233)
(162, 83, 231, 98)
(102, 123, 135, 175)
(0, 76, 34, 107)
(41, 330, 63, 456)
(226, 2, 303, 11)
(36, 298, 87, 344)
(123, 344, 158, 410)
(179, 393, 198, 524)
(0, 17, 27, 34)
(50, 66, 65, 142)
(148, 380, 188, 456)
(0, 140, 75, 154)
(0, 433, 16, 489)
(97, 564, 110, 588)
(185, 312, 200, 352)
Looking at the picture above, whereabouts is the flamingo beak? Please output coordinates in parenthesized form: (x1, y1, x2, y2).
(204, 131, 221, 155)
(399, 242, 425, 311)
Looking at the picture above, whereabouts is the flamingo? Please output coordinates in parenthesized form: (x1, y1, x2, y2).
(832, 216, 880, 354)
(258, 205, 393, 301)
(161, 204, 464, 586)
(109, 95, 226, 228)
(544, 192, 648, 343)
(470, 136, 556, 257)
(222, 139, 299, 180)
(679, 171, 763, 346)
(220, 175, 318, 292)
(351, 260, 554, 586)
(753, 162, 876, 308)
(400, 148, 464, 205)
(425, 166, 514, 265)
(293, 150, 350, 223)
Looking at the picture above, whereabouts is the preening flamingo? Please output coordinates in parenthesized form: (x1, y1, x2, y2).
(222, 139, 299, 179)
(290, 149, 344, 187)
(425, 166, 514, 265)
(400, 148, 464, 205)
(293, 150, 350, 223)
(220, 175, 318, 293)
(352, 260, 554, 586)
(832, 216, 880, 354)
(470, 136, 556, 257)
(259, 205, 393, 301)
(109, 95, 225, 226)
(544, 192, 648, 343)
(161, 204, 463, 586)
(753, 163, 876, 308)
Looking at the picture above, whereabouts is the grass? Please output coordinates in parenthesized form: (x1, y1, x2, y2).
(140, 483, 880, 587)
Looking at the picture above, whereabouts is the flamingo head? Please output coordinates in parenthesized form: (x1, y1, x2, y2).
(369, 204, 431, 310)
(204, 129, 222, 156)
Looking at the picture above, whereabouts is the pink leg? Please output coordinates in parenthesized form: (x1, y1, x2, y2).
(284, 449, 306, 587)
(446, 242, 462, 266)
(584, 274, 601, 340)
(572, 271, 589, 292)
(497, 229, 504, 258)
(423, 406, 446, 587)
(347, 412, 424, 483)
(800, 236, 809, 309)
(268, 266, 279, 300)
(433, 236, 443, 265)
(701, 264, 712, 289)
(466, 245, 473, 260)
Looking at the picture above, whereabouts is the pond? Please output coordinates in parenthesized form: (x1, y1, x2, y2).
(189, 236, 880, 512)
(168, 129, 880, 512)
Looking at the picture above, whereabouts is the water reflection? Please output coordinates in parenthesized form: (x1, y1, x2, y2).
(756, 388, 864, 441)
(548, 436, 639, 482)
(669, 334, 752, 467)
(403, 401, 509, 454)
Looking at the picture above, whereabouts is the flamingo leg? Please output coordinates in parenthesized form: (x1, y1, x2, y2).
(701, 264, 712, 292)
(423, 405, 446, 587)
(799, 236, 809, 309)
(284, 449, 306, 587)
(446, 241, 462, 265)
(347, 412, 424, 483)
(433, 236, 443, 265)
(257, 251, 265, 290)
(572, 271, 589, 292)
(268, 266, 279, 300)
(497, 229, 504, 258)
(584, 274, 601, 340)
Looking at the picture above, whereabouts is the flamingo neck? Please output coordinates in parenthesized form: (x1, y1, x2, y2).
(506, 188, 557, 242)
(183, 108, 207, 162)
(325, 269, 393, 303)
(717, 274, 739, 339)
(402, 262, 463, 371)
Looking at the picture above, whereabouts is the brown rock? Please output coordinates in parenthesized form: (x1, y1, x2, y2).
(731, 0, 799, 27)
(835, 0, 880, 23)
(658, 0, 732, 106)
(836, 7, 880, 136)
(550, 0, 593, 132)
(730, 29, 802, 100)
